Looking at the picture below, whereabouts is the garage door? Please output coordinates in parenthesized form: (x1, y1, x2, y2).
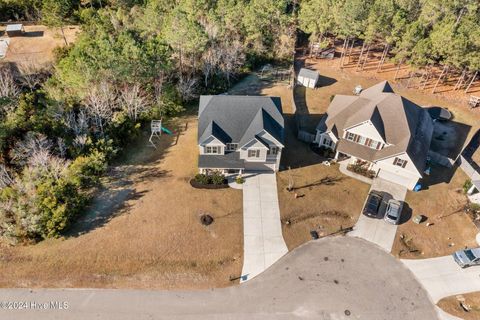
(377, 169, 416, 189)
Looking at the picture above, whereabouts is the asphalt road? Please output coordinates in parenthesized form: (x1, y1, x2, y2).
(0, 237, 437, 320)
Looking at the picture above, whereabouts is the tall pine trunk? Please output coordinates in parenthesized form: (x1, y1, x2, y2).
(465, 71, 478, 93)
(432, 65, 448, 94)
(356, 42, 366, 68)
(361, 45, 371, 71)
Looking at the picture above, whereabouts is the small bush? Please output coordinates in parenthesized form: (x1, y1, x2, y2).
(211, 173, 226, 185)
(194, 173, 210, 185)
(235, 176, 245, 184)
(463, 179, 473, 194)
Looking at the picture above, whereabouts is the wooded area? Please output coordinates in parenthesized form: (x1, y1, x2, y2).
(299, 0, 480, 93)
(0, 0, 295, 244)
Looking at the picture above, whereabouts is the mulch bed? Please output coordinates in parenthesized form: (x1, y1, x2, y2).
(189, 179, 229, 189)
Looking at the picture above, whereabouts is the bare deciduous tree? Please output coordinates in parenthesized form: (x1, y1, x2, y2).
(84, 81, 117, 136)
(0, 164, 14, 189)
(16, 61, 51, 91)
(0, 66, 20, 99)
(219, 40, 245, 87)
(10, 133, 53, 167)
(119, 84, 151, 121)
(176, 74, 198, 101)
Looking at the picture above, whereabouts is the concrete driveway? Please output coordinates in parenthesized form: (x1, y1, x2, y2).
(241, 173, 288, 282)
(349, 178, 407, 252)
(402, 256, 480, 303)
(0, 237, 437, 320)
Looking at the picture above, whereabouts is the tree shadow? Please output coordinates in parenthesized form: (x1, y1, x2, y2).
(430, 120, 471, 160)
(398, 202, 413, 225)
(66, 121, 182, 238)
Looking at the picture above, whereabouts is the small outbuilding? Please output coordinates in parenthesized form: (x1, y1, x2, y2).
(6, 24, 25, 37)
(297, 68, 319, 89)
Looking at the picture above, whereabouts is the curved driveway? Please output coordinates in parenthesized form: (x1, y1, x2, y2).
(0, 237, 436, 320)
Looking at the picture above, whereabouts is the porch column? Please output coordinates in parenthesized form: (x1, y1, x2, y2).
(468, 184, 477, 195)
(334, 151, 339, 160)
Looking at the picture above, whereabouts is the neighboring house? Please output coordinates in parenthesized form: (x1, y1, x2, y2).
(297, 68, 319, 89)
(198, 95, 284, 174)
(314, 81, 434, 190)
(459, 130, 480, 204)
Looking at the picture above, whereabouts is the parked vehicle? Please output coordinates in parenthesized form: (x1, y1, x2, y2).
(384, 199, 403, 225)
(363, 191, 384, 218)
(453, 248, 480, 268)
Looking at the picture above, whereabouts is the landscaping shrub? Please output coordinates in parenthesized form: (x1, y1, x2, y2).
(347, 161, 376, 179)
(194, 173, 210, 185)
(463, 179, 473, 194)
(235, 176, 245, 184)
(211, 172, 226, 185)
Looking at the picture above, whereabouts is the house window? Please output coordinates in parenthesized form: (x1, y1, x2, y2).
(205, 146, 220, 154)
(268, 146, 279, 155)
(226, 143, 238, 151)
(393, 157, 407, 168)
(248, 149, 260, 158)
(322, 138, 333, 147)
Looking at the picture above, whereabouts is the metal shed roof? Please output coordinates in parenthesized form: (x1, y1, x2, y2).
(6, 24, 23, 31)
(298, 68, 319, 80)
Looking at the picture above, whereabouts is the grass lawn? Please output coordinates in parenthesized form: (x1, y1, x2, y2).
(438, 292, 480, 320)
(391, 166, 478, 258)
(277, 163, 370, 250)
(0, 116, 243, 289)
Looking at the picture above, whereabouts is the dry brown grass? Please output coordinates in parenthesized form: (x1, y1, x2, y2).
(438, 292, 480, 320)
(392, 167, 478, 259)
(277, 164, 370, 250)
(0, 116, 243, 289)
(0, 25, 80, 67)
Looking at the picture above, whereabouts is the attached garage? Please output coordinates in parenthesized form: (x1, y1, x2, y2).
(377, 169, 419, 190)
(297, 68, 319, 89)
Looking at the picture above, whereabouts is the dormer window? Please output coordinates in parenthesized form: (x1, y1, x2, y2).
(205, 146, 221, 154)
(248, 149, 260, 158)
(393, 157, 407, 168)
(226, 143, 238, 151)
(268, 146, 279, 155)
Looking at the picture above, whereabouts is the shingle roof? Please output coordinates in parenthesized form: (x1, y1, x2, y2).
(298, 68, 319, 81)
(198, 95, 284, 147)
(322, 81, 434, 173)
(198, 152, 245, 169)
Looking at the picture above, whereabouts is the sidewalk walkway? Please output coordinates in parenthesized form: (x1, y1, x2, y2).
(240, 173, 288, 282)
(349, 178, 407, 252)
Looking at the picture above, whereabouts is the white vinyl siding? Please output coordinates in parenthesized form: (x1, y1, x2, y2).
(248, 149, 260, 158)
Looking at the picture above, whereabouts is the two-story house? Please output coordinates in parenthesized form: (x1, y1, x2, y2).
(314, 81, 434, 190)
(198, 95, 284, 174)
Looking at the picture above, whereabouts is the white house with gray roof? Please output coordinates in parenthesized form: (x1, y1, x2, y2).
(198, 95, 284, 174)
(314, 81, 434, 190)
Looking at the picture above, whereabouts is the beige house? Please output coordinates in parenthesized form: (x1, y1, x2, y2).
(314, 81, 434, 190)
(198, 95, 284, 174)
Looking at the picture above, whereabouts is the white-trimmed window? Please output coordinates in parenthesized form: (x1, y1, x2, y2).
(248, 149, 260, 158)
(226, 143, 238, 151)
(205, 146, 221, 154)
(393, 157, 407, 168)
(268, 146, 279, 155)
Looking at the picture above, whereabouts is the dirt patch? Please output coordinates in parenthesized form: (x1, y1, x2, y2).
(392, 167, 478, 258)
(438, 293, 480, 320)
(0, 25, 79, 68)
(0, 116, 243, 289)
